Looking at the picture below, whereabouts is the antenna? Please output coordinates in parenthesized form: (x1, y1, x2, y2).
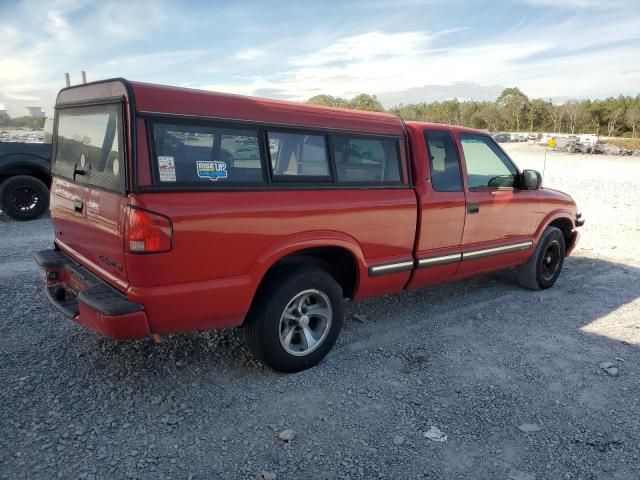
(543, 143, 548, 180)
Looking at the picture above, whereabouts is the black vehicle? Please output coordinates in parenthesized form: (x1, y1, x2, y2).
(492, 133, 511, 143)
(0, 127, 52, 220)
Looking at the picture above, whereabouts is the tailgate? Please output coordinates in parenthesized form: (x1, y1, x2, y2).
(50, 102, 129, 290)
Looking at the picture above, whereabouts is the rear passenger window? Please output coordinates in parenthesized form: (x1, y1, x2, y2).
(152, 124, 263, 185)
(268, 132, 330, 180)
(424, 130, 463, 192)
(332, 136, 400, 183)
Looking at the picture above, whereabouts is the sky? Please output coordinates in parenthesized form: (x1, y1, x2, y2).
(0, 0, 639, 117)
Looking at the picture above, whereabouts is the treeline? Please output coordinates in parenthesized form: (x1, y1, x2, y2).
(308, 88, 640, 138)
(0, 112, 47, 129)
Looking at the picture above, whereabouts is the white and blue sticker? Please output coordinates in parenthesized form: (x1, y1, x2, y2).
(196, 161, 228, 181)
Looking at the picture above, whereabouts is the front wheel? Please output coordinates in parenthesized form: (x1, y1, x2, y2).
(245, 265, 343, 372)
(518, 226, 566, 290)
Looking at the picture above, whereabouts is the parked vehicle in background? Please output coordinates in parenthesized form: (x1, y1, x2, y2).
(0, 120, 52, 220)
(579, 134, 598, 147)
(492, 133, 510, 142)
(34, 79, 583, 372)
(511, 133, 528, 142)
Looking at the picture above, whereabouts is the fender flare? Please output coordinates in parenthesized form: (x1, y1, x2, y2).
(248, 230, 368, 297)
(0, 156, 51, 179)
(534, 209, 576, 243)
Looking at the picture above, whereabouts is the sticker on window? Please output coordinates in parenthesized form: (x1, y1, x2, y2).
(158, 156, 176, 182)
(196, 161, 228, 181)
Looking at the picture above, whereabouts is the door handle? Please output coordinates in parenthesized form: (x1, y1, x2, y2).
(74, 199, 84, 213)
(467, 203, 480, 214)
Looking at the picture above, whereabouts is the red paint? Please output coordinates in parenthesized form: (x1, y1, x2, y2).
(76, 303, 150, 340)
(41, 79, 581, 340)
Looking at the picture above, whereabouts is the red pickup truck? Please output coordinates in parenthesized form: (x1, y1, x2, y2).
(34, 79, 583, 372)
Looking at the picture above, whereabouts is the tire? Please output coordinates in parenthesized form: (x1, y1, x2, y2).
(245, 265, 344, 373)
(0, 175, 49, 221)
(518, 226, 566, 290)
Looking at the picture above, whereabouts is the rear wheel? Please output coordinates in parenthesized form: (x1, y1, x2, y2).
(518, 226, 565, 290)
(0, 175, 49, 221)
(245, 265, 343, 372)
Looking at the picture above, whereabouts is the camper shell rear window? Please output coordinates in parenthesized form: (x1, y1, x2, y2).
(53, 103, 125, 193)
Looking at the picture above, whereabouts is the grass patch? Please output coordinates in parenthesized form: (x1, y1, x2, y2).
(605, 138, 640, 150)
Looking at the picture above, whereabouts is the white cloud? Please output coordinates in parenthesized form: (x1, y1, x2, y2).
(289, 31, 434, 67)
(4, 93, 41, 101)
(234, 49, 265, 61)
(203, 13, 640, 104)
(0, 0, 173, 115)
(0, 0, 638, 116)
(518, 0, 629, 7)
(203, 32, 551, 101)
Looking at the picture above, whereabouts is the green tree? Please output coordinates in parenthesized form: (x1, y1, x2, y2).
(478, 103, 503, 132)
(9, 116, 46, 129)
(497, 87, 529, 132)
(307, 94, 349, 108)
(349, 94, 385, 112)
(527, 99, 550, 132)
(0, 111, 10, 126)
(626, 101, 640, 138)
(606, 98, 626, 137)
(562, 100, 584, 134)
(586, 100, 607, 136)
(549, 102, 564, 133)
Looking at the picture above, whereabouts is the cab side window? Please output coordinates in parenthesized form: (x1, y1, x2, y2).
(268, 131, 331, 180)
(460, 134, 518, 189)
(332, 136, 400, 183)
(424, 130, 462, 192)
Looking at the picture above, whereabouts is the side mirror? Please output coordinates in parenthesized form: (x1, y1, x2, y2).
(521, 169, 542, 190)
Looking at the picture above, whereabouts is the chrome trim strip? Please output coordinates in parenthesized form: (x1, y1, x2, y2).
(417, 253, 462, 268)
(368, 260, 414, 277)
(370, 261, 414, 272)
(463, 241, 533, 260)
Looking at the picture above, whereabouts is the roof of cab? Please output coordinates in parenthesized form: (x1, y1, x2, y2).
(404, 120, 490, 136)
(56, 78, 404, 137)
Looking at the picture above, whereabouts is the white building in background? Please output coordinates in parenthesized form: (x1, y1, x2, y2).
(25, 107, 45, 118)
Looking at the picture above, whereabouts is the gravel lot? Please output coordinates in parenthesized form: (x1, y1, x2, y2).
(1, 143, 639, 480)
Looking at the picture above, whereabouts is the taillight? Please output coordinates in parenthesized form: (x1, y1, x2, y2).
(125, 207, 172, 253)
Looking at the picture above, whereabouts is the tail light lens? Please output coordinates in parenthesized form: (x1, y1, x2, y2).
(125, 207, 172, 253)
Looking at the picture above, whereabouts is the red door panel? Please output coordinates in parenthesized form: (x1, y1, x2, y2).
(455, 132, 539, 276)
(406, 125, 466, 289)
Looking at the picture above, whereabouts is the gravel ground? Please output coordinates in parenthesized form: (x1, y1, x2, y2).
(1, 143, 639, 480)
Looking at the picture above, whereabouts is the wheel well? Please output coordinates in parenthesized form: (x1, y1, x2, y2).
(0, 167, 51, 188)
(549, 217, 573, 245)
(259, 247, 358, 300)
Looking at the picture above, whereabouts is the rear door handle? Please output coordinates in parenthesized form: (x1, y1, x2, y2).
(467, 203, 479, 214)
(74, 199, 84, 213)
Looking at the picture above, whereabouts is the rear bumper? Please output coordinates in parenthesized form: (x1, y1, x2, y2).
(33, 249, 150, 340)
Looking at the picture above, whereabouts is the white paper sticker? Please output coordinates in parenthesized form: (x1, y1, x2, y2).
(158, 156, 176, 182)
(112, 158, 119, 176)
